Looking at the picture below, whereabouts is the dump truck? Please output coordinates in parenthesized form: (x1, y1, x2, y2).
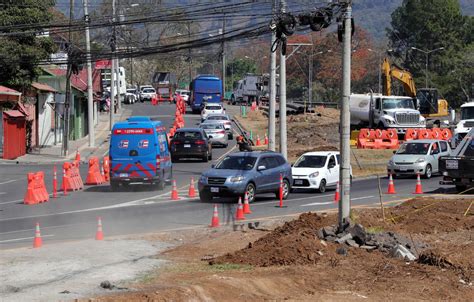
(231, 74, 277, 105)
(152, 71, 177, 102)
(454, 101, 474, 141)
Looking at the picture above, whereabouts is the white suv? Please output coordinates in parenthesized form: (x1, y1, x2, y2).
(140, 87, 156, 102)
(175, 89, 190, 103)
(201, 103, 224, 122)
(292, 151, 351, 193)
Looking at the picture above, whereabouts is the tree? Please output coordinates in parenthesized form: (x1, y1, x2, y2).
(387, 0, 473, 107)
(0, 0, 56, 90)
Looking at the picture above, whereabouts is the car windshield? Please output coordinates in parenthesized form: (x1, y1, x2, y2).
(215, 156, 257, 170)
(396, 143, 430, 155)
(200, 124, 223, 130)
(382, 98, 415, 110)
(294, 155, 327, 168)
(142, 88, 155, 93)
(205, 106, 222, 110)
(461, 107, 474, 120)
(174, 131, 202, 139)
(207, 115, 228, 121)
(127, 89, 136, 93)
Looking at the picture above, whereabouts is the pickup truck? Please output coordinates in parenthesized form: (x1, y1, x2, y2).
(439, 128, 474, 192)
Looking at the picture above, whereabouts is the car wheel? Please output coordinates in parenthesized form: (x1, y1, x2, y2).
(275, 179, 290, 200)
(199, 190, 212, 202)
(317, 179, 327, 193)
(223, 144, 228, 148)
(171, 156, 178, 163)
(110, 180, 119, 192)
(244, 183, 256, 203)
(424, 164, 432, 179)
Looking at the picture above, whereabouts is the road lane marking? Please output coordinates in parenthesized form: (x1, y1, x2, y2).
(0, 199, 23, 205)
(0, 192, 6, 195)
(351, 196, 375, 201)
(300, 201, 333, 207)
(0, 179, 22, 185)
(0, 234, 54, 243)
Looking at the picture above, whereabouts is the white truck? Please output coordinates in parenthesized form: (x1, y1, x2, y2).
(231, 74, 273, 105)
(454, 101, 474, 140)
(350, 93, 426, 134)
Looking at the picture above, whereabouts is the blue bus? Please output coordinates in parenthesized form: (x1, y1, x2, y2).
(189, 75, 223, 113)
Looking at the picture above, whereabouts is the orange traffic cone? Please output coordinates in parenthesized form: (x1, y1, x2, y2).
(243, 192, 252, 214)
(276, 173, 287, 208)
(52, 166, 58, 198)
(235, 197, 245, 220)
(171, 180, 179, 200)
(264, 133, 269, 145)
(188, 177, 196, 198)
(75, 149, 81, 163)
(334, 181, 340, 203)
(33, 222, 42, 248)
(95, 217, 104, 240)
(413, 173, 423, 194)
(256, 135, 261, 146)
(210, 204, 220, 227)
(386, 174, 396, 194)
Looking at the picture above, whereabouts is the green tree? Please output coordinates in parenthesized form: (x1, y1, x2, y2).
(0, 0, 57, 90)
(225, 58, 257, 91)
(387, 0, 473, 107)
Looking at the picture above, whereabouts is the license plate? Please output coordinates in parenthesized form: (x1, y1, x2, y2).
(210, 187, 219, 193)
(294, 180, 303, 185)
(446, 159, 458, 169)
(399, 167, 408, 171)
(184, 144, 191, 148)
(119, 173, 129, 177)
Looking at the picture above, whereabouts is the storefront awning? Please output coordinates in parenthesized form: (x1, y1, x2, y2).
(0, 85, 21, 102)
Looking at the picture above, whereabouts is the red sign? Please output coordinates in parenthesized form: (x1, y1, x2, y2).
(95, 59, 112, 69)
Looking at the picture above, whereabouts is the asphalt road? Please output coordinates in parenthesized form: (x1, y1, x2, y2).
(0, 102, 455, 249)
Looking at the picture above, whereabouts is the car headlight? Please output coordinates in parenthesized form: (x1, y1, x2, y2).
(416, 158, 425, 163)
(385, 118, 395, 125)
(420, 119, 426, 125)
(308, 171, 319, 178)
(199, 175, 208, 183)
(388, 160, 394, 166)
(230, 175, 244, 182)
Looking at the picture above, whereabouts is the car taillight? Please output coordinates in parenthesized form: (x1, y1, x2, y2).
(156, 155, 161, 169)
(195, 140, 206, 145)
(172, 141, 181, 145)
(218, 130, 225, 134)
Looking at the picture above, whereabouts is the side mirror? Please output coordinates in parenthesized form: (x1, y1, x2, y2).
(328, 163, 335, 169)
(208, 135, 213, 139)
(393, 150, 396, 154)
(257, 165, 266, 171)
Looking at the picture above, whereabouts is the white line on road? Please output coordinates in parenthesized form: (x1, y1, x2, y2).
(0, 199, 23, 205)
(351, 196, 374, 201)
(0, 234, 54, 243)
(300, 201, 333, 207)
(0, 179, 22, 185)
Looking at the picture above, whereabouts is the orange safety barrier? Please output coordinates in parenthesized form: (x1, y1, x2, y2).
(357, 129, 378, 149)
(24, 171, 49, 205)
(441, 128, 452, 140)
(404, 128, 452, 141)
(72, 161, 84, 190)
(63, 162, 83, 192)
(86, 157, 105, 185)
(357, 128, 399, 149)
(103, 156, 110, 182)
(430, 128, 442, 139)
(379, 129, 399, 149)
(404, 128, 419, 141)
(417, 128, 432, 139)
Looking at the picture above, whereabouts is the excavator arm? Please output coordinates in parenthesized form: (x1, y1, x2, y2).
(382, 58, 417, 97)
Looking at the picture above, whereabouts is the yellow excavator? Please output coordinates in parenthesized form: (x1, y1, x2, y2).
(382, 58, 449, 126)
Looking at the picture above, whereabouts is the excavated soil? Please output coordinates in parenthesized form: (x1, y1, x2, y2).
(91, 198, 474, 301)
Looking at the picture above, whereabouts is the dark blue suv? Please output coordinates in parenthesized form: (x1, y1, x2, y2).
(198, 151, 292, 203)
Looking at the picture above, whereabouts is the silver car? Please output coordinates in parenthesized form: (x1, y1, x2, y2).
(199, 122, 228, 148)
(387, 139, 451, 178)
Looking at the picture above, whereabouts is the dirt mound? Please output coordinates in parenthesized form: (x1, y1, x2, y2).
(212, 213, 338, 267)
(373, 198, 474, 234)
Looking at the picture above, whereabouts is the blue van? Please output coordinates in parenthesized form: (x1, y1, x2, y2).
(189, 75, 223, 113)
(109, 116, 172, 191)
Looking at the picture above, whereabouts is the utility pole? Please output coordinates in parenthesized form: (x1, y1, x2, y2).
(339, 1, 352, 228)
(221, 14, 226, 96)
(83, 0, 94, 147)
(268, 0, 277, 151)
(110, 0, 116, 130)
(62, 0, 74, 157)
(279, 0, 287, 159)
(188, 21, 192, 84)
(115, 0, 121, 111)
(308, 50, 313, 105)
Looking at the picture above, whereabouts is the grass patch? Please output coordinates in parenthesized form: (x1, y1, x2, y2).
(366, 226, 385, 234)
(208, 263, 253, 272)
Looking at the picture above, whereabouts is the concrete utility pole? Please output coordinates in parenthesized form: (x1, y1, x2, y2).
(188, 21, 192, 84)
(268, 0, 277, 151)
(115, 0, 121, 111)
(63, 0, 74, 157)
(279, 0, 287, 159)
(83, 0, 94, 147)
(308, 50, 313, 105)
(339, 1, 352, 227)
(110, 0, 116, 130)
(221, 14, 226, 95)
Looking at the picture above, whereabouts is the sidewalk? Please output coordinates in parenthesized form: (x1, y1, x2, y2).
(1, 109, 132, 165)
